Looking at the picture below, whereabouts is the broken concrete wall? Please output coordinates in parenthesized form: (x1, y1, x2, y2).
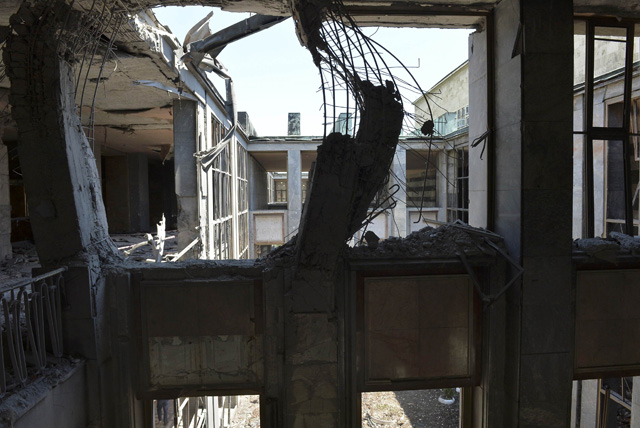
(3, 2, 117, 266)
(1, 361, 87, 428)
(106, 224, 507, 428)
(3, 4, 122, 428)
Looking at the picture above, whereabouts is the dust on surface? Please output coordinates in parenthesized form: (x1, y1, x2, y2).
(0, 240, 39, 288)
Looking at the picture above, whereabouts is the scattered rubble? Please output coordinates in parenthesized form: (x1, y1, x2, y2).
(0, 240, 39, 288)
(574, 233, 640, 262)
(111, 231, 179, 262)
(349, 224, 501, 259)
(363, 390, 459, 428)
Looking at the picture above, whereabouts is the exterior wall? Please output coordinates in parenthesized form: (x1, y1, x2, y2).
(574, 29, 640, 86)
(469, 29, 489, 228)
(414, 62, 469, 133)
(249, 154, 269, 211)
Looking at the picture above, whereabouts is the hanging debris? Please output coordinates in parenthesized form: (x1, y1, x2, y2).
(290, 0, 434, 276)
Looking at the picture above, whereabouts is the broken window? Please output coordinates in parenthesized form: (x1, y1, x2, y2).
(406, 163, 437, 208)
(274, 179, 287, 203)
(208, 141, 233, 260)
(237, 143, 249, 259)
(447, 148, 469, 223)
(302, 179, 308, 202)
(211, 115, 226, 147)
(576, 19, 640, 237)
(596, 378, 632, 428)
(163, 395, 260, 428)
(455, 106, 469, 130)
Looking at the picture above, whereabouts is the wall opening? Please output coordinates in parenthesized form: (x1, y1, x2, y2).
(155, 395, 260, 428)
(361, 389, 461, 427)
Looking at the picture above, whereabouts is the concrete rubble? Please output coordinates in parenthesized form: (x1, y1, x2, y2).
(574, 233, 640, 261)
(349, 224, 501, 259)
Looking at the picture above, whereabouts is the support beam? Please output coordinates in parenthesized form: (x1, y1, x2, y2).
(173, 99, 199, 256)
(476, 1, 574, 427)
(287, 148, 302, 238)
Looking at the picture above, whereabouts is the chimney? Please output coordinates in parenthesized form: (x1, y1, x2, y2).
(288, 113, 301, 136)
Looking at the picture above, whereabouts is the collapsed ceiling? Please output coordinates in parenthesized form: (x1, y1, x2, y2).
(1, 0, 639, 158)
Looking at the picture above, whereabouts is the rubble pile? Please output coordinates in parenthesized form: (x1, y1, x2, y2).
(574, 232, 640, 261)
(349, 224, 502, 259)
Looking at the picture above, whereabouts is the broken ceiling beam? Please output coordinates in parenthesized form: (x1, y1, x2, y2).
(187, 14, 288, 58)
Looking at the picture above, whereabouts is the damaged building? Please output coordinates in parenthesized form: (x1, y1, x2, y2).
(1, 1, 640, 428)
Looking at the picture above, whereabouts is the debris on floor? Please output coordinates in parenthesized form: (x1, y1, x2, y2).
(349, 223, 502, 259)
(112, 231, 179, 262)
(0, 240, 40, 288)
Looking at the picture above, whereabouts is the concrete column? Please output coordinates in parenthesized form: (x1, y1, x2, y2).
(173, 99, 199, 253)
(4, 27, 115, 265)
(287, 149, 302, 237)
(631, 377, 640, 428)
(480, 1, 574, 427)
(127, 153, 149, 232)
(391, 147, 407, 237)
(0, 136, 11, 260)
(468, 29, 489, 228)
(581, 380, 599, 428)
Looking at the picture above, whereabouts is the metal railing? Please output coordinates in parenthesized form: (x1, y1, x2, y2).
(0, 267, 67, 395)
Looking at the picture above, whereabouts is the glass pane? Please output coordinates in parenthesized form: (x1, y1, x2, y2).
(635, 23, 640, 65)
(574, 21, 586, 88)
(573, 133, 584, 239)
(574, 20, 586, 133)
(603, 139, 639, 236)
(592, 26, 627, 128)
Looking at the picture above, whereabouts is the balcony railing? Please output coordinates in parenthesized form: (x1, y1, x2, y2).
(0, 267, 67, 396)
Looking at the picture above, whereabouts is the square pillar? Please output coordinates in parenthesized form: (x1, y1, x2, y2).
(173, 99, 199, 253)
(287, 149, 302, 237)
(477, 1, 575, 427)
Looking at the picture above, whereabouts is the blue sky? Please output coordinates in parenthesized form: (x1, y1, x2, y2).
(153, 6, 472, 136)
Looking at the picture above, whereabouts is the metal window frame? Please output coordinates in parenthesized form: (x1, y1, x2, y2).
(583, 18, 637, 237)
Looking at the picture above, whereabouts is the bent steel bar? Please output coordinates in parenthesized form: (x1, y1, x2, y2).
(0, 267, 67, 396)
